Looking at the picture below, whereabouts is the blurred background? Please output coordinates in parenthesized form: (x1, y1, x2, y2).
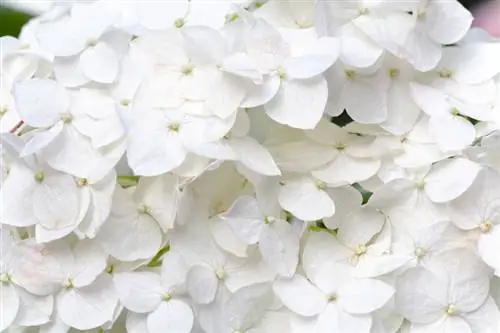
(0, 0, 499, 37)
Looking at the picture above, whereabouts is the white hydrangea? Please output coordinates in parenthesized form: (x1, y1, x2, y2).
(2, 0, 500, 332)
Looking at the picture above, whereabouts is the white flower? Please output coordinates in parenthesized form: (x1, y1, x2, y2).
(5, 0, 500, 332)
(37, 2, 129, 85)
(274, 261, 394, 333)
(190, 111, 281, 176)
(395, 249, 496, 333)
(220, 195, 300, 277)
(303, 209, 405, 278)
(96, 175, 180, 261)
(306, 119, 382, 185)
(242, 19, 339, 129)
(13, 79, 126, 181)
(448, 168, 500, 275)
(54, 241, 117, 330)
(354, 0, 473, 71)
(114, 252, 194, 333)
(0, 153, 89, 242)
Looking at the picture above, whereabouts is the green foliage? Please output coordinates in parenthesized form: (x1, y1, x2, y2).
(0, 5, 32, 37)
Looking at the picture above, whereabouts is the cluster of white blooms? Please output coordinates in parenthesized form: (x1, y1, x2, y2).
(2, 0, 500, 332)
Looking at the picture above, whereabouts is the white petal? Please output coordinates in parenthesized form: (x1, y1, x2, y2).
(113, 272, 163, 313)
(312, 153, 380, 186)
(21, 122, 64, 157)
(39, 316, 69, 333)
(395, 267, 447, 324)
(32, 172, 82, 230)
(478, 228, 500, 275)
(14, 288, 53, 326)
(409, 82, 450, 117)
(185, 265, 219, 304)
(11, 240, 73, 296)
(267, 140, 336, 173)
(181, 26, 225, 65)
(136, 3, 188, 30)
(273, 275, 327, 316)
(265, 77, 327, 129)
(464, 297, 500, 333)
(447, 168, 500, 230)
(221, 196, 264, 245)
(339, 79, 387, 124)
(337, 208, 385, 248)
(231, 137, 281, 176)
(135, 174, 180, 232)
(283, 53, 335, 80)
(241, 76, 281, 108)
(80, 43, 119, 83)
(426, 0, 473, 45)
(338, 30, 382, 68)
(147, 300, 194, 333)
(278, 177, 335, 221)
(127, 108, 186, 176)
(411, 316, 472, 333)
(0, 163, 37, 227)
(43, 126, 126, 182)
(339, 279, 395, 315)
(96, 190, 163, 261)
(13, 79, 69, 128)
(224, 251, 277, 292)
(425, 158, 481, 203)
(434, 249, 490, 313)
(126, 312, 149, 333)
(429, 114, 475, 152)
(210, 217, 248, 258)
(323, 186, 362, 229)
(207, 73, 246, 119)
(337, 309, 373, 333)
(0, 283, 20, 331)
(71, 240, 107, 288)
(102, 215, 163, 261)
(259, 220, 300, 277)
(57, 274, 117, 330)
(221, 53, 263, 83)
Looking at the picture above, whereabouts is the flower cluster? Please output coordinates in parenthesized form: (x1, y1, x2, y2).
(2, 0, 500, 332)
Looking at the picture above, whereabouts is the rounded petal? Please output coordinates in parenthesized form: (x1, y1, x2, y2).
(114, 272, 163, 313)
(11, 240, 73, 296)
(426, 0, 473, 45)
(425, 158, 481, 203)
(32, 173, 82, 230)
(97, 212, 162, 261)
(273, 275, 327, 316)
(231, 137, 281, 176)
(395, 267, 448, 324)
(265, 77, 327, 130)
(185, 265, 219, 304)
(79, 43, 118, 84)
(13, 79, 69, 128)
(259, 220, 300, 277)
(278, 177, 335, 221)
(14, 288, 53, 327)
(71, 240, 107, 288)
(0, 283, 20, 331)
(57, 274, 118, 330)
(241, 76, 281, 108)
(0, 163, 37, 227)
(147, 300, 194, 333)
(339, 279, 395, 315)
(429, 114, 475, 152)
(221, 196, 264, 245)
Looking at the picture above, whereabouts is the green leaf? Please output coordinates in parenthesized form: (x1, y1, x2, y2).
(147, 244, 171, 268)
(0, 6, 33, 37)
